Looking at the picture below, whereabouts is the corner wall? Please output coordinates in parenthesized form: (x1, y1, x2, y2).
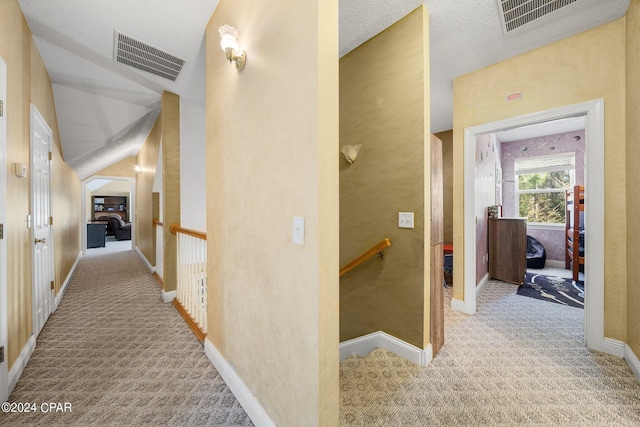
(339, 7, 430, 348)
(626, 0, 640, 358)
(0, 0, 81, 368)
(453, 19, 627, 340)
(205, 0, 339, 424)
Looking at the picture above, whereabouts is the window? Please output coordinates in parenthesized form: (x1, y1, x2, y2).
(515, 154, 575, 224)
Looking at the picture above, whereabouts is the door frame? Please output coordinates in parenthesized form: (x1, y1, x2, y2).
(0, 56, 8, 403)
(458, 99, 605, 353)
(30, 104, 54, 338)
(81, 175, 135, 255)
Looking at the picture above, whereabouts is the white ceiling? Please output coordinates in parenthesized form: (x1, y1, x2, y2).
(18, 0, 630, 179)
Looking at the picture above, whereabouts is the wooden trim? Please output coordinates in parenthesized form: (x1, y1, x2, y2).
(152, 218, 163, 227)
(340, 238, 391, 276)
(152, 272, 165, 290)
(169, 223, 206, 240)
(173, 299, 206, 343)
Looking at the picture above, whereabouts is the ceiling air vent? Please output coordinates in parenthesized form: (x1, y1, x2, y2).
(498, 0, 579, 33)
(114, 31, 185, 81)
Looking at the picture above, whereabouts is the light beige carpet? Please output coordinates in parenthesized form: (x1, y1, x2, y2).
(340, 280, 640, 426)
(1, 249, 252, 427)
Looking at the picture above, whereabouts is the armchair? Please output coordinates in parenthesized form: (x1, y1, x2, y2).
(107, 214, 131, 241)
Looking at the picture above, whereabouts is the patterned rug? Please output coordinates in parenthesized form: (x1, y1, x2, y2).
(517, 272, 584, 308)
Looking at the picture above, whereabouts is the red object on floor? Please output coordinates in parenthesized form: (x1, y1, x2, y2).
(443, 244, 453, 255)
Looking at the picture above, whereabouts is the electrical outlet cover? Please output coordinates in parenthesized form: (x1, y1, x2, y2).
(398, 212, 414, 229)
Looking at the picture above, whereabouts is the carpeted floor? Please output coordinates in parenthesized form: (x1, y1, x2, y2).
(340, 280, 640, 426)
(1, 249, 252, 427)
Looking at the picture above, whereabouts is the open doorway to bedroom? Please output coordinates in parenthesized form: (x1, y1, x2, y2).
(82, 176, 135, 254)
(462, 99, 605, 352)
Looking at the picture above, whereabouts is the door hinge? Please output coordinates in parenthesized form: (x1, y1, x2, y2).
(49, 216, 53, 225)
(48, 151, 52, 161)
(0, 223, 3, 239)
(0, 99, 4, 117)
(50, 281, 55, 290)
(0, 346, 4, 363)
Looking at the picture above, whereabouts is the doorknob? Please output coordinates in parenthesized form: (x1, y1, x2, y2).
(35, 238, 46, 244)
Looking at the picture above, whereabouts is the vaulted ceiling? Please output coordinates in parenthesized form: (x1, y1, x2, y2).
(18, 0, 630, 179)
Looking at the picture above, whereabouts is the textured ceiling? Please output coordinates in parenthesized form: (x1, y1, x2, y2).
(18, 0, 630, 179)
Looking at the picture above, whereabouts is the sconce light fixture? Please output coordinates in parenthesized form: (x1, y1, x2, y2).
(341, 144, 362, 164)
(218, 25, 246, 71)
(135, 165, 142, 173)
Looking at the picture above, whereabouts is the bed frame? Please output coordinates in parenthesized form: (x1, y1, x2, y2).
(565, 185, 585, 282)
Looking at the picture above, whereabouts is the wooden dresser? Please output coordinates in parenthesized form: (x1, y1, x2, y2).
(488, 218, 526, 284)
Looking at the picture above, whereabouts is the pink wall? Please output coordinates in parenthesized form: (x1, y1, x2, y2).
(476, 133, 500, 283)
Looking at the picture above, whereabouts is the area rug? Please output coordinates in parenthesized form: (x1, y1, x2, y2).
(516, 272, 584, 308)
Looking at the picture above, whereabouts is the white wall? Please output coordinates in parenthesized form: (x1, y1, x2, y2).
(180, 99, 206, 231)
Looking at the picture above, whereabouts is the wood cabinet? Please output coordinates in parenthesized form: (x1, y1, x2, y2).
(93, 196, 128, 221)
(488, 218, 526, 284)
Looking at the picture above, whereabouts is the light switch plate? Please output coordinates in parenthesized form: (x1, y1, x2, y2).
(293, 216, 304, 245)
(398, 212, 414, 229)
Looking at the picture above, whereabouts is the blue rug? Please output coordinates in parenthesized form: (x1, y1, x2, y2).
(516, 272, 584, 308)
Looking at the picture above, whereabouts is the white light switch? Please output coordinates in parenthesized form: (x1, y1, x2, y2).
(398, 212, 414, 229)
(293, 216, 305, 245)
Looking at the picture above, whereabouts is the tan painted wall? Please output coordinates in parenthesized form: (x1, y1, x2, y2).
(94, 156, 136, 177)
(161, 91, 179, 292)
(135, 117, 161, 267)
(339, 7, 429, 348)
(206, 0, 339, 424)
(435, 130, 453, 244)
(626, 0, 640, 357)
(453, 20, 627, 340)
(0, 0, 81, 368)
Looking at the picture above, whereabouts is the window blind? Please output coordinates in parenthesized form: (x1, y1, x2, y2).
(515, 154, 575, 175)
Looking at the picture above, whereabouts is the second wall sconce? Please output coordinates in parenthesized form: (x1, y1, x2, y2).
(341, 144, 362, 164)
(218, 25, 246, 71)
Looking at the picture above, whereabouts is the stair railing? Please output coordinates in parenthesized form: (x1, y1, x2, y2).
(340, 238, 391, 276)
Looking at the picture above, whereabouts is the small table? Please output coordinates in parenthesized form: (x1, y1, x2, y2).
(87, 222, 107, 248)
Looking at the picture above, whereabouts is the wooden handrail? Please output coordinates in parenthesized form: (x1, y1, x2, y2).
(152, 218, 163, 226)
(340, 238, 391, 276)
(169, 223, 207, 240)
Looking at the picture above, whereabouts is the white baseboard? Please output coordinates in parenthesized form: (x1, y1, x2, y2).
(451, 297, 475, 314)
(625, 344, 640, 383)
(339, 331, 432, 367)
(135, 246, 155, 273)
(603, 337, 625, 358)
(8, 335, 36, 396)
(54, 251, 82, 312)
(204, 339, 276, 427)
(476, 273, 489, 297)
(545, 260, 565, 268)
(161, 290, 176, 303)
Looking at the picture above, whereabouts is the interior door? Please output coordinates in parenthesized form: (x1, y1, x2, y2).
(0, 56, 8, 403)
(31, 104, 53, 337)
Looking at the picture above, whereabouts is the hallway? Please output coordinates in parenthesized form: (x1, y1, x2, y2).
(1, 249, 252, 426)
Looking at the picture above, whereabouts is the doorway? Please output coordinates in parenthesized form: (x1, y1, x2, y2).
(460, 99, 605, 352)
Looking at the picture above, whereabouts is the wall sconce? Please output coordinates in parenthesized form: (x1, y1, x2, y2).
(218, 25, 246, 71)
(135, 165, 142, 174)
(341, 145, 362, 164)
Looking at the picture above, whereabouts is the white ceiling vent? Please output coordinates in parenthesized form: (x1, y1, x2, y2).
(498, 0, 579, 33)
(114, 31, 185, 81)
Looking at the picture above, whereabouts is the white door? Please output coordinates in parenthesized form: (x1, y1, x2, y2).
(31, 105, 53, 337)
(0, 57, 8, 403)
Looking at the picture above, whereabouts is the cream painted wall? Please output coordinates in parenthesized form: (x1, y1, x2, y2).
(180, 99, 205, 232)
(453, 19, 627, 340)
(206, 0, 339, 424)
(0, 0, 81, 368)
(339, 7, 430, 348)
(625, 0, 640, 357)
(93, 156, 136, 178)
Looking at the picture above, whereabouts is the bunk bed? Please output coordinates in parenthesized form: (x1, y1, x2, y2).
(565, 185, 585, 282)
